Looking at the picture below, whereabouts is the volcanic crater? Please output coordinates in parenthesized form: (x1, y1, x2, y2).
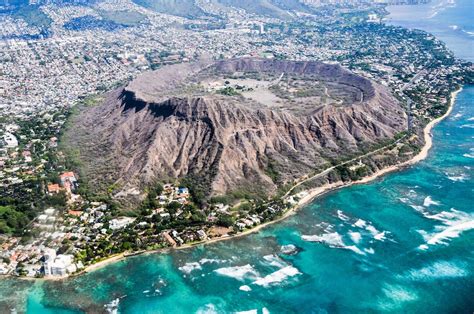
(65, 58, 407, 202)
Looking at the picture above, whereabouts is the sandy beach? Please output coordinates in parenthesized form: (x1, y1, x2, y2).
(39, 87, 462, 279)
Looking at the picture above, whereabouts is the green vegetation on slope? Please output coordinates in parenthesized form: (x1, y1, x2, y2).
(100, 10, 147, 27)
(12, 6, 52, 29)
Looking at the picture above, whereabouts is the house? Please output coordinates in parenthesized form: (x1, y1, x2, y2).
(44, 208, 55, 216)
(158, 195, 167, 205)
(47, 184, 60, 194)
(42, 248, 56, 276)
(162, 231, 177, 247)
(48, 254, 74, 276)
(160, 212, 170, 220)
(22, 151, 32, 163)
(175, 187, 190, 198)
(138, 221, 148, 228)
(215, 204, 230, 213)
(3, 133, 18, 148)
(197, 229, 207, 240)
(60, 171, 77, 191)
(109, 217, 135, 230)
(249, 215, 261, 225)
(236, 222, 246, 230)
(38, 214, 48, 224)
(68, 210, 82, 217)
(163, 184, 173, 193)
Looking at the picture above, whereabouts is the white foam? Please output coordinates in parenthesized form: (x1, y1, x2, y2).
(239, 285, 252, 292)
(262, 254, 287, 268)
(398, 197, 409, 204)
(178, 262, 202, 274)
(196, 304, 218, 314)
(463, 153, 474, 159)
(253, 266, 301, 287)
(280, 244, 298, 255)
(460, 124, 474, 128)
(365, 225, 378, 235)
(377, 284, 418, 310)
(364, 224, 387, 241)
(373, 231, 387, 241)
(468, 117, 474, 121)
(344, 245, 365, 255)
(337, 210, 350, 221)
(262, 308, 270, 314)
(213, 264, 259, 281)
(424, 208, 471, 223)
(418, 209, 474, 250)
(418, 244, 429, 250)
(423, 196, 440, 207)
(421, 220, 474, 248)
(104, 298, 120, 314)
(364, 247, 375, 254)
(199, 258, 226, 264)
(445, 172, 469, 182)
(353, 219, 367, 228)
(302, 232, 344, 247)
(410, 205, 426, 213)
(383, 284, 418, 301)
(302, 232, 365, 255)
(348, 231, 362, 244)
(403, 260, 468, 281)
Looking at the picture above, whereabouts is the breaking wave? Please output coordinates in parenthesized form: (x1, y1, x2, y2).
(239, 285, 252, 292)
(348, 231, 362, 244)
(423, 196, 440, 207)
(253, 266, 301, 287)
(213, 264, 259, 281)
(178, 262, 202, 274)
(280, 244, 299, 255)
(301, 232, 366, 255)
(445, 172, 469, 182)
(417, 209, 474, 250)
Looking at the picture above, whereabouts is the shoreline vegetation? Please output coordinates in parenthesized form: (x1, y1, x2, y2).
(17, 87, 463, 281)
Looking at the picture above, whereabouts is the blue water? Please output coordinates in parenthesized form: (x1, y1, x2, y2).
(387, 0, 474, 62)
(1, 2, 473, 313)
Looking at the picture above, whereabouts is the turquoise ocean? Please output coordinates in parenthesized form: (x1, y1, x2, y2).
(1, 1, 473, 312)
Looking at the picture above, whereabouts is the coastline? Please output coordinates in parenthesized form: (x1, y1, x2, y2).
(295, 86, 462, 207)
(22, 87, 462, 280)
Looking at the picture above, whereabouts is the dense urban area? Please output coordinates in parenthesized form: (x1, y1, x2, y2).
(0, 0, 472, 278)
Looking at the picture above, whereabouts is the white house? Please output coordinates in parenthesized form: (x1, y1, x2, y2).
(109, 217, 135, 230)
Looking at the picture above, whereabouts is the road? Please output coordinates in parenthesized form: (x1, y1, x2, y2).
(283, 134, 407, 199)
